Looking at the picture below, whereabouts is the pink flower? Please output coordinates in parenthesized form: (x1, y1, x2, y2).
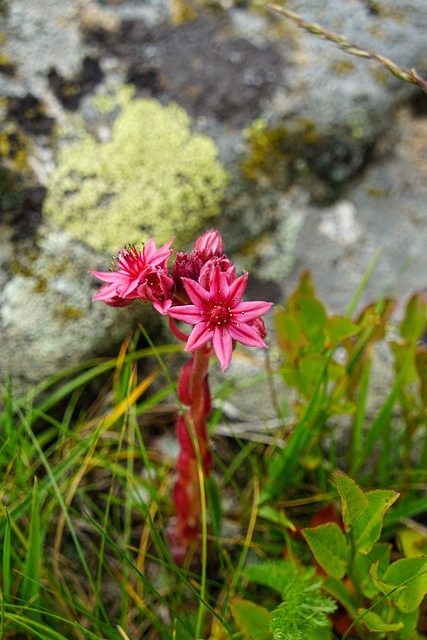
(198, 255, 236, 289)
(168, 267, 273, 371)
(136, 266, 174, 315)
(90, 237, 174, 305)
(171, 251, 205, 303)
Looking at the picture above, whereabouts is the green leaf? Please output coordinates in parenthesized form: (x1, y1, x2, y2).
(21, 478, 41, 605)
(390, 341, 417, 385)
(326, 316, 361, 343)
(275, 312, 303, 360)
(393, 609, 419, 640)
(352, 489, 399, 554)
(1, 507, 11, 597)
(230, 599, 271, 640)
(304, 627, 333, 640)
(332, 474, 368, 530)
(383, 557, 427, 613)
(400, 293, 427, 342)
(370, 557, 427, 613)
(323, 576, 358, 619)
(295, 296, 327, 349)
(415, 349, 427, 403)
(243, 560, 296, 596)
(298, 354, 328, 396)
(353, 543, 391, 598)
(257, 505, 295, 530)
(398, 528, 427, 558)
(303, 523, 349, 579)
(206, 475, 221, 538)
(357, 608, 404, 632)
(291, 270, 317, 302)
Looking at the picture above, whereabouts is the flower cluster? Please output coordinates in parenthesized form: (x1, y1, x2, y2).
(91, 230, 272, 563)
(90, 230, 272, 371)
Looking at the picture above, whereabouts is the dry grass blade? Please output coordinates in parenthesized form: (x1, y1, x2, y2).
(268, 3, 427, 93)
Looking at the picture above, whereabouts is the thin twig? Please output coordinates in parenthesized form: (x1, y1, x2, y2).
(268, 3, 427, 94)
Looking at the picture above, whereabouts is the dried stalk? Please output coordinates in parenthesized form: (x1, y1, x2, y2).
(268, 3, 427, 94)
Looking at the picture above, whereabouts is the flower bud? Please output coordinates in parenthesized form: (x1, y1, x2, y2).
(136, 266, 174, 315)
(248, 316, 268, 340)
(198, 256, 236, 289)
(171, 251, 204, 303)
(194, 229, 224, 260)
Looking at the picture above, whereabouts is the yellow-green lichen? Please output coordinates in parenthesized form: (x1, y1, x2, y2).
(43, 98, 229, 252)
(241, 118, 318, 186)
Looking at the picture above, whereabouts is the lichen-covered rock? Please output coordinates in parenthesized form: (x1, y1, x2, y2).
(43, 98, 229, 252)
(1, 226, 161, 395)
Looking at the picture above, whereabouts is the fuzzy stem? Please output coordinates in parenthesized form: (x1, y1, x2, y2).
(169, 347, 212, 565)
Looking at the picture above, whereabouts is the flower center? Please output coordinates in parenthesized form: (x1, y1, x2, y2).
(208, 303, 232, 326)
(113, 244, 144, 277)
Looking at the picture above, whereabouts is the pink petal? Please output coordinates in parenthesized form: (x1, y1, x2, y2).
(212, 327, 234, 371)
(232, 301, 273, 322)
(90, 270, 124, 284)
(228, 322, 268, 348)
(152, 299, 173, 315)
(168, 304, 204, 325)
(144, 237, 174, 268)
(194, 229, 224, 259)
(142, 237, 157, 262)
(182, 278, 211, 307)
(116, 278, 140, 298)
(209, 269, 231, 304)
(227, 272, 248, 306)
(92, 283, 120, 301)
(185, 322, 213, 352)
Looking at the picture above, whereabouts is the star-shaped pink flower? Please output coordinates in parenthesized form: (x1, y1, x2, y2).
(90, 237, 174, 305)
(168, 267, 272, 371)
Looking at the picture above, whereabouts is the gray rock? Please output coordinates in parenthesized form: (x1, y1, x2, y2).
(1, 227, 161, 395)
(1, 0, 427, 409)
(284, 107, 427, 317)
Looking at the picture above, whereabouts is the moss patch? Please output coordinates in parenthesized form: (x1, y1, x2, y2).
(43, 97, 228, 252)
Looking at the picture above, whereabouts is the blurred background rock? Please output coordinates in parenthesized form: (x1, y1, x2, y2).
(1, 0, 427, 396)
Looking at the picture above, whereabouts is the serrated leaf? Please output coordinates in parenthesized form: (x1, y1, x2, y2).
(357, 608, 404, 632)
(303, 523, 349, 579)
(243, 560, 296, 596)
(332, 474, 368, 530)
(230, 599, 271, 640)
(352, 489, 399, 554)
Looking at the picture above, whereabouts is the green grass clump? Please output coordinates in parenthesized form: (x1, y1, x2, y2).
(2, 262, 427, 639)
